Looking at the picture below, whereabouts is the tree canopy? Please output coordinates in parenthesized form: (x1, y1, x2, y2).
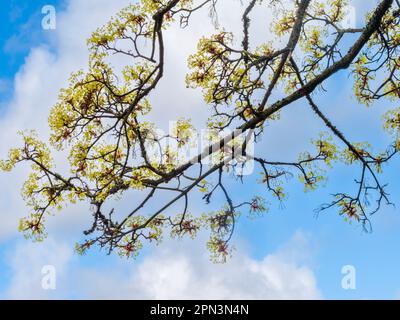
(1, 0, 399, 262)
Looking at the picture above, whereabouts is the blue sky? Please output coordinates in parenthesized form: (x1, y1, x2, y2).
(0, 0, 62, 105)
(1, 0, 400, 299)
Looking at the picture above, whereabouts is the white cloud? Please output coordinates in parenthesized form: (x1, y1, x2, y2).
(1, 230, 321, 299)
(0, 0, 132, 240)
(119, 231, 321, 299)
(4, 238, 73, 299)
(0, 0, 281, 241)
